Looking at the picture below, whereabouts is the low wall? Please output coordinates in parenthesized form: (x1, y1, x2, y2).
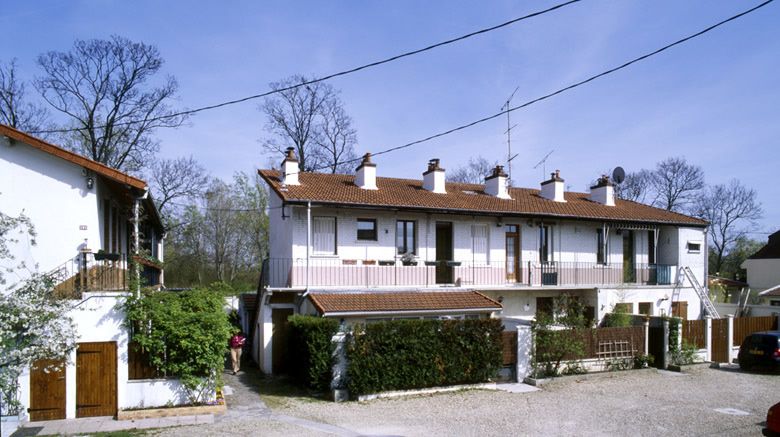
(122, 379, 191, 409)
(715, 303, 780, 317)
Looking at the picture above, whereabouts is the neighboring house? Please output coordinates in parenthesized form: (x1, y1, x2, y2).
(742, 230, 780, 306)
(252, 149, 712, 374)
(0, 125, 182, 422)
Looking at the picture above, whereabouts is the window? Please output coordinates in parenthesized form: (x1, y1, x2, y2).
(312, 217, 336, 255)
(539, 225, 553, 263)
(597, 228, 609, 264)
(686, 241, 702, 253)
(638, 302, 652, 316)
(472, 225, 489, 262)
(613, 302, 632, 314)
(396, 220, 416, 255)
(357, 218, 377, 241)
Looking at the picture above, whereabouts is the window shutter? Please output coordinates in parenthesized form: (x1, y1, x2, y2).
(313, 217, 336, 254)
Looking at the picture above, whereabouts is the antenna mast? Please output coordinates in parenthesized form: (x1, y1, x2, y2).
(502, 86, 520, 186)
(532, 149, 555, 179)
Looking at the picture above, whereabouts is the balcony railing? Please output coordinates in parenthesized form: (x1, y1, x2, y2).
(264, 258, 677, 289)
(50, 252, 129, 298)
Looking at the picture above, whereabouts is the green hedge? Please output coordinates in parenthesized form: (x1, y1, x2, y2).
(346, 318, 503, 395)
(287, 315, 340, 391)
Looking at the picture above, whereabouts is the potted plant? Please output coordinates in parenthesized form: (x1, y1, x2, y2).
(378, 260, 395, 266)
(446, 261, 461, 267)
(424, 260, 438, 266)
(400, 252, 418, 266)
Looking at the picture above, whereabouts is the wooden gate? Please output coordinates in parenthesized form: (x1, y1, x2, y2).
(647, 326, 666, 368)
(502, 331, 518, 366)
(76, 342, 117, 418)
(272, 308, 294, 374)
(711, 318, 729, 363)
(29, 359, 66, 421)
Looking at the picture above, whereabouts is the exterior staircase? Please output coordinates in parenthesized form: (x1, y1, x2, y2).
(679, 266, 719, 318)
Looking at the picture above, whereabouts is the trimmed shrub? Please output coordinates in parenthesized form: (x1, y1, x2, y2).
(287, 315, 340, 391)
(346, 318, 503, 396)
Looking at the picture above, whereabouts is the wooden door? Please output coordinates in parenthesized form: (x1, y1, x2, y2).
(76, 342, 117, 418)
(29, 359, 66, 421)
(435, 222, 453, 284)
(671, 301, 688, 320)
(505, 225, 520, 282)
(272, 308, 294, 374)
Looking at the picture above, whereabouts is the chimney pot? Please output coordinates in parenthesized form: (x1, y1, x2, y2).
(540, 170, 566, 202)
(281, 147, 300, 185)
(485, 165, 511, 199)
(590, 175, 615, 206)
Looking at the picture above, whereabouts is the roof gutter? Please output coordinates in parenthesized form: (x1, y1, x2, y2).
(320, 307, 503, 318)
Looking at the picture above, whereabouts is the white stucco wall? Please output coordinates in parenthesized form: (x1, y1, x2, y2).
(0, 137, 103, 284)
(742, 258, 780, 290)
(16, 294, 189, 422)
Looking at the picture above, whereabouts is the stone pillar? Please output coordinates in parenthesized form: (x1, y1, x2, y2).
(704, 316, 712, 362)
(331, 332, 349, 402)
(643, 317, 650, 355)
(517, 325, 533, 381)
(726, 314, 734, 364)
(662, 318, 670, 369)
(676, 319, 683, 350)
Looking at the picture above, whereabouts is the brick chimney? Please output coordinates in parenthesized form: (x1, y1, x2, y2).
(485, 165, 511, 199)
(355, 153, 377, 190)
(423, 158, 446, 194)
(281, 147, 300, 186)
(540, 170, 565, 202)
(590, 175, 615, 206)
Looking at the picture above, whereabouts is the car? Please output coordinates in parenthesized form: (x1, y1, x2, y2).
(767, 401, 780, 436)
(737, 330, 780, 371)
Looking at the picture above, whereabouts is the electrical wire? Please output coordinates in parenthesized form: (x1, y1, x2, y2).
(29, 0, 583, 135)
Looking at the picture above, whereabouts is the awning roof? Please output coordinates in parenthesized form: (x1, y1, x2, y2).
(308, 291, 502, 317)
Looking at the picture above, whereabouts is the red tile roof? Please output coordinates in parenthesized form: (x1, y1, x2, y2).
(259, 170, 707, 227)
(1, 124, 147, 190)
(308, 291, 502, 315)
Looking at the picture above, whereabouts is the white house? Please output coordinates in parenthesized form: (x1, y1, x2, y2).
(0, 125, 184, 423)
(252, 150, 713, 374)
(741, 230, 780, 306)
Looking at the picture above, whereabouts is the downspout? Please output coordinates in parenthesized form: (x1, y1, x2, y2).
(133, 196, 141, 298)
(306, 201, 311, 290)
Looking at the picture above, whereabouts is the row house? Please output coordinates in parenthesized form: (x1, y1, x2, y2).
(253, 149, 711, 374)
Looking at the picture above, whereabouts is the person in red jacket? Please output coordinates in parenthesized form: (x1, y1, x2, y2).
(229, 331, 246, 375)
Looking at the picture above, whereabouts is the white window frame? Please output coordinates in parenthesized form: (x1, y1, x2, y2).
(686, 240, 702, 254)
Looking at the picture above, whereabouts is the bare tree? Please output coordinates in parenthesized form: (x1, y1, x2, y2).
(149, 156, 209, 218)
(615, 169, 652, 203)
(315, 97, 358, 173)
(260, 75, 358, 173)
(649, 157, 704, 212)
(0, 59, 50, 133)
(695, 180, 763, 274)
(448, 156, 498, 184)
(35, 35, 185, 172)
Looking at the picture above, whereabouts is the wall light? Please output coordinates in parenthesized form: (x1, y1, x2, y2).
(86, 177, 94, 190)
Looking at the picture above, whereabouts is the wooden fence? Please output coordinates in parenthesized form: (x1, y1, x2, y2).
(502, 331, 518, 366)
(536, 326, 645, 361)
(733, 315, 778, 345)
(682, 320, 706, 349)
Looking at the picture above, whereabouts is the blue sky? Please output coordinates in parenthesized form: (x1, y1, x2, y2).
(2, 1, 778, 235)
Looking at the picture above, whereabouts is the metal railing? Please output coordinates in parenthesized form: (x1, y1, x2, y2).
(50, 252, 129, 298)
(264, 257, 677, 289)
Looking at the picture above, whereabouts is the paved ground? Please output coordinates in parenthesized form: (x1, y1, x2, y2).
(150, 363, 777, 437)
(15, 362, 778, 436)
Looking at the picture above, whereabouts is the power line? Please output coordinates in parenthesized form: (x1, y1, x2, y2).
(29, 0, 583, 135)
(326, 0, 773, 169)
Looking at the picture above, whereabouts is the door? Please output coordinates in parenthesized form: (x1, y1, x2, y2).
(622, 230, 635, 283)
(435, 222, 453, 284)
(272, 308, 294, 374)
(505, 225, 521, 282)
(29, 359, 66, 421)
(76, 342, 117, 418)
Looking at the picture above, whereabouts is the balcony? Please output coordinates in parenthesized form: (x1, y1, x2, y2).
(50, 252, 130, 299)
(264, 258, 677, 289)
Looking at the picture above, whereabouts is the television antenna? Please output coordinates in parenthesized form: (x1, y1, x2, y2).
(532, 149, 554, 179)
(502, 86, 520, 185)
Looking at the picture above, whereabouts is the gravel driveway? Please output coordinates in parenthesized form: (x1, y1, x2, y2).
(152, 365, 777, 436)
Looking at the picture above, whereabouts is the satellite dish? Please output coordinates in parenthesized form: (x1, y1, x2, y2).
(612, 166, 626, 184)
